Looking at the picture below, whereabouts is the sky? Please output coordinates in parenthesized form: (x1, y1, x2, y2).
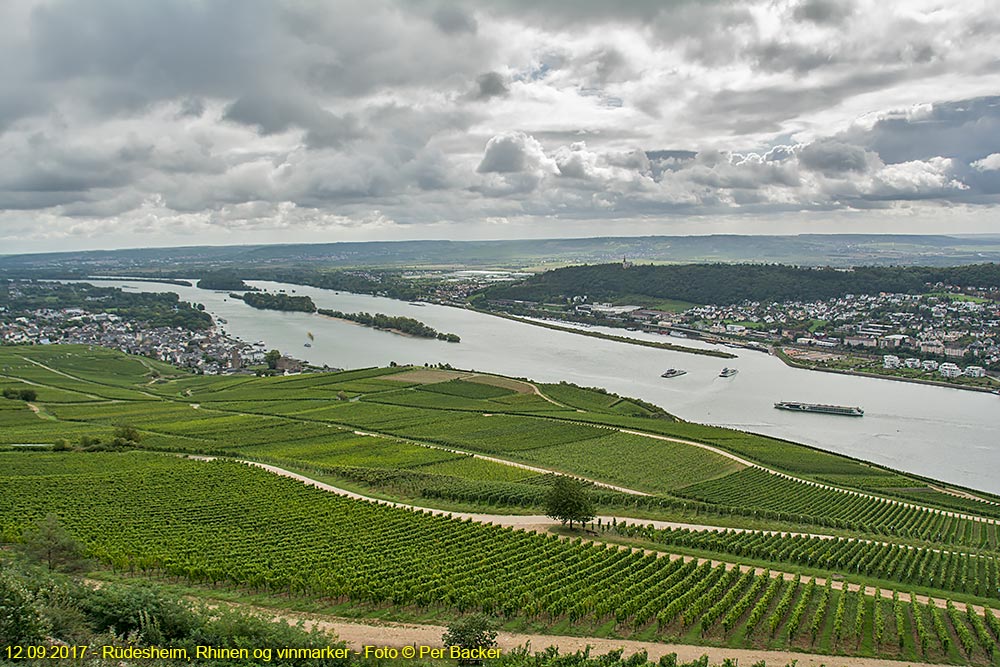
(2, 0, 1000, 254)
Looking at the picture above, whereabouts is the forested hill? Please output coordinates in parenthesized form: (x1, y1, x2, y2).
(479, 263, 1000, 306)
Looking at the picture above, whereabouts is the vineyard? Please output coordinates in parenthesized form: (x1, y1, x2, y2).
(3, 452, 1000, 664)
(676, 467, 999, 548)
(7, 345, 1000, 663)
(4, 345, 1000, 542)
(614, 524, 1000, 601)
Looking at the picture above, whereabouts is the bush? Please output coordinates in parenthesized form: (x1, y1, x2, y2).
(2, 387, 37, 401)
(442, 614, 499, 666)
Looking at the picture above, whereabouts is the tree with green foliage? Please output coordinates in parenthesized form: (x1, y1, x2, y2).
(265, 349, 282, 369)
(242, 292, 316, 312)
(2, 387, 37, 401)
(112, 423, 142, 448)
(545, 476, 595, 530)
(196, 272, 250, 291)
(18, 513, 86, 573)
(442, 614, 499, 666)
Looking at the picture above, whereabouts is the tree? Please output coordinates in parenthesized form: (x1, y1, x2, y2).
(545, 476, 595, 530)
(442, 614, 498, 666)
(112, 423, 142, 447)
(18, 513, 86, 572)
(264, 349, 281, 370)
(2, 387, 36, 401)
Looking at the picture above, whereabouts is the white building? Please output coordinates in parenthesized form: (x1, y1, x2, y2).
(904, 358, 922, 369)
(939, 362, 962, 378)
(964, 366, 986, 378)
(883, 355, 900, 369)
(922, 360, 939, 371)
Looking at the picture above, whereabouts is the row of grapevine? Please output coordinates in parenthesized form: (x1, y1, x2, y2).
(676, 467, 996, 548)
(614, 524, 1000, 598)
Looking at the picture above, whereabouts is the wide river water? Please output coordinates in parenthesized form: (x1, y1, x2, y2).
(86, 279, 1000, 495)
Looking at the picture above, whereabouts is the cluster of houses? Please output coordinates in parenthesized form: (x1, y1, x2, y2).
(670, 291, 998, 371)
(493, 288, 1000, 376)
(881, 354, 986, 378)
(0, 307, 269, 374)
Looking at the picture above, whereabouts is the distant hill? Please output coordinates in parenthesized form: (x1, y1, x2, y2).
(479, 263, 1000, 306)
(4, 234, 1000, 274)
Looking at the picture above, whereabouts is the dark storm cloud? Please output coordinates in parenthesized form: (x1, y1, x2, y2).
(798, 142, 871, 174)
(18, 0, 492, 117)
(479, 0, 675, 26)
(473, 72, 509, 100)
(223, 91, 363, 149)
(27, 0, 274, 109)
(751, 41, 836, 75)
(431, 5, 478, 34)
(691, 69, 909, 133)
(838, 96, 1000, 165)
(792, 0, 854, 25)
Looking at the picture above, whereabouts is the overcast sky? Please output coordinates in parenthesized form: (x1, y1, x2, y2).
(2, 0, 1000, 253)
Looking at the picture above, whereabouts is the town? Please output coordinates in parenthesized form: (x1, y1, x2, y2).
(487, 287, 1000, 389)
(0, 281, 309, 375)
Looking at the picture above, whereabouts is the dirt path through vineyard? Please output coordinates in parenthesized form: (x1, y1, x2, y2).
(256, 609, 938, 667)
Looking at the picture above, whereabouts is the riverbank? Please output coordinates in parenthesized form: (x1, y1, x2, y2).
(774, 346, 1000, 394)
(472, 308, 736, 359)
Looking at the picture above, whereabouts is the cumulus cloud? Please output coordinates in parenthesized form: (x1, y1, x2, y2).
(477, 133, 551, 174)
(867, 157, 968, 198)
(971, 154, 1000, 172)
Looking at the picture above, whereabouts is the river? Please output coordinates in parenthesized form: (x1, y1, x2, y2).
(85, 279, 1000, 495)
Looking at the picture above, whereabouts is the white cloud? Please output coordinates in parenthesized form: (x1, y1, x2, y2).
(971, 153, 1000, 172)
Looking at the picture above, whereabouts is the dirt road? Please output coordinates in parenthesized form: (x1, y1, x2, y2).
(262, 609, 940, 667)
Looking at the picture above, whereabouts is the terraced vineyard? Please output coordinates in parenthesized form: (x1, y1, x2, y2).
(676, 467, 1000, 548)
(615, 525, 1000, 601)
(5, 344, 1000, 664)
(4, 452, 1000, 664)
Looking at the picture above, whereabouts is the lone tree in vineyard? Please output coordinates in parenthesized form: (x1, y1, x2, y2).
(18, 513, 86, 572)
(545, 476, 595, 530)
